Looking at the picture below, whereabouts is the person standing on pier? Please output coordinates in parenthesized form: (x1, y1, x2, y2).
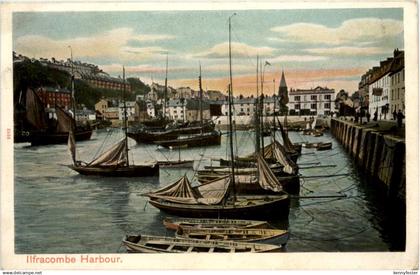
(366, 111, 370, 122)
(373, 110, 378, 121)
(397, 110, 405, 128)
(393, 109, 397, 120)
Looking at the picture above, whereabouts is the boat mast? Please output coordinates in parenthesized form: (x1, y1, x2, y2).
(255, 55, 260, 153)
(260, 61, 264, 150)
(228, 13, 237, 202)
(123, 66, 129, 166)
(69, 45, 76, 161)
(164, 53, 168, 119)
(199, 62, 203, 132)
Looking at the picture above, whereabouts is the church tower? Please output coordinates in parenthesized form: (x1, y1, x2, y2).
(278, 70, 289, 111)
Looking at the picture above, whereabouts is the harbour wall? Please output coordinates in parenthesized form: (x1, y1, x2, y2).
(330, 118, 405, 203)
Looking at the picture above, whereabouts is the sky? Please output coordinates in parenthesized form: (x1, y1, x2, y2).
(13, 9, 404, 96)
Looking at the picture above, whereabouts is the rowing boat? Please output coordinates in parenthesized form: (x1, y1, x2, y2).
(122, 234, 284, 253)
(163, 218, 269, 230)
(175, 227, 289, 245)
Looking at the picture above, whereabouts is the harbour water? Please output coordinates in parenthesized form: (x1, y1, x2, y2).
(14, 129, 405, 253)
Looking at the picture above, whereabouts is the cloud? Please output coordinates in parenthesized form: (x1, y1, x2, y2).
(305, 46, 391, 56)
(130, 33, 175, 42)
(14, 27, 173, 62)
(194, 42, 275, 59)
(270, 18, 403, 45)
(269, 55, 328, 63)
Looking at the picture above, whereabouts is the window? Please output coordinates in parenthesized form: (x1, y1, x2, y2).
(294, 104, 300, 110)
(311, 95, 317, 100)
(324, 103, 330, 109)
(324, 95, 331, 100)
(311, 103, 316, 109)
(397, 88, 400, 99)
(294, 96, 301, 101)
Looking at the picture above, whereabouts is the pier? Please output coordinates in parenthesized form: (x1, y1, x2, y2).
(330, 118, 405, 203)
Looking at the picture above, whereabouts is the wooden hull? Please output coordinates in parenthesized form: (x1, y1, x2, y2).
(163, 218, 269, 231)
(127, 130, 179, 144)
(316, 142, 332, 151)
(172, 123, 215, 135)
(175, 228, 289, 246)
(148, 194, 290, 219)
(30, 129, 92, 146)
(158, 160, 194, 168)
(155, 132, 221, 148)
(293, 144, 302, 154)
(68, 164, 159, 177)
(122, 234, 284, 253)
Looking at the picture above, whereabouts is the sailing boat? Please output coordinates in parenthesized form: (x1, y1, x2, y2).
(127, 56, 216, 144)
(67, 67, 159, 177)
(25, 88, 92, 146)
(145, 15, 289, 218)
(154, 64, 221, 149)
(157, 146, 194, 168)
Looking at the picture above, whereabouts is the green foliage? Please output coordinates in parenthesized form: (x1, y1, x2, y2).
(13, 60, 71, 102)
(127, 77, 150, 95)
(13, 60, 149, 109)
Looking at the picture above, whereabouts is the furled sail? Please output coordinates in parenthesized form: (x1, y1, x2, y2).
(68, 130, 76, 165)
(194, 176, 231, 205)
(56, 107, 75, 133)
(88, 139, 128, 167)
(148, 176, 201, 204)
(25, 88, 48, 130)
(256, 154, 283, 192)
(272, 141, 298, 174)
(147, 175, 231, 205)
(277, 117, 296, 154)
(253, 141, 297, 175)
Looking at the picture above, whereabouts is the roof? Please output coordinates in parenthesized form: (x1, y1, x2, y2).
(389, 50, 404, 76)
(280, 71, 287, 88)
(290, 86, 334, 95)
(186, 99, 210, 110)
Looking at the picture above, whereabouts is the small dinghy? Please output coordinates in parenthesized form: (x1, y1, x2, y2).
(175, 227, 289, 245)
(316, 142, 332, 151)
(163, 218, 269, 231)
(122, 234, 283, 253)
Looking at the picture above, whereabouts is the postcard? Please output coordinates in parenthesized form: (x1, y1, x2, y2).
(0, 0, 418, 271)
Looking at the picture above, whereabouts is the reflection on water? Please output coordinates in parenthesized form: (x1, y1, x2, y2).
(14, 129, 404, 253)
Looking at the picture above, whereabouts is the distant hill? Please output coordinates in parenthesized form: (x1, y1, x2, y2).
(13, 60, 151, 109)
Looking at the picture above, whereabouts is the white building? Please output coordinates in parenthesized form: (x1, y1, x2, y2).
(287, 86, 334, 116)
(389, 50, 405, 114)
(166, 99, 186, 121)
(118, 101, 137, 121)
(146, 100, 156, 118)
(368, 59, 393, 119)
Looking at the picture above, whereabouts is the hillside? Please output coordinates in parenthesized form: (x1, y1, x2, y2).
(13, 60, 150, 109)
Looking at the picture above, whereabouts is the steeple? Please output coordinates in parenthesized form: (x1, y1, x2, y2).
(280, 70, 287, 88)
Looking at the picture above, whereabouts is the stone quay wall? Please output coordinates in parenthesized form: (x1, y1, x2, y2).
(330, 118, 405, 203)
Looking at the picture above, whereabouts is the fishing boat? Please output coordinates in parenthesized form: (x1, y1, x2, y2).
(316, 142, 332, 151)
(154, 65, 221, 149)
(146, 15, 290, 217)
(157, 146, 194, 168)
(175, 227, 289, 245)
(25, 88, 92, 146)
(67, 67, 159, 177)
(122, 234, 284, 253)
(163, 218, 269, 230)
(154, 130, 221, 149)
